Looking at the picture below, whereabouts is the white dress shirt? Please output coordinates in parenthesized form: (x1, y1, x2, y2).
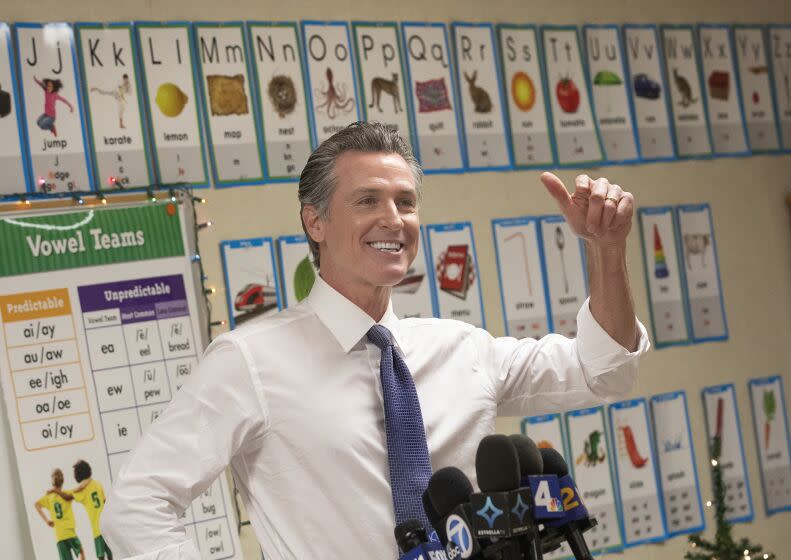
(102, 276, 649, 559)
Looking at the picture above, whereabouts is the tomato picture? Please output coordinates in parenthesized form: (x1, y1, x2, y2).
(556, 77, 580, 113)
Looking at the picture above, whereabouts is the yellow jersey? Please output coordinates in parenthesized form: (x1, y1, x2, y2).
(36, 491, 77, 542)
(72, 479, 106, 538)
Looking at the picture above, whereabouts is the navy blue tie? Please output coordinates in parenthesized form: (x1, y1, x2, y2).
(367, 324, 434, 534)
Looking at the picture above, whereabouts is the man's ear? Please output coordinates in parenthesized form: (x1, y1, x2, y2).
(302, 205, 325, 244)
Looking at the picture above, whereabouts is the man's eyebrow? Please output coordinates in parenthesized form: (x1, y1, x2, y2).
(348, 186, 417, 197)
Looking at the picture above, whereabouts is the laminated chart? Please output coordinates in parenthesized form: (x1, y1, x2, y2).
(391, 227, 436, 319)
(0, 202, 241, 560)
(220, 237, 282, 329)
(768, 26, 791, 150)
(276, 234, 314, 308)
(0, 23, 32, 194)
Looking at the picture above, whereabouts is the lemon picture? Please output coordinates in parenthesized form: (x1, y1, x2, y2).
(511, 71, 536, 112)
(155, 82, 188, 117)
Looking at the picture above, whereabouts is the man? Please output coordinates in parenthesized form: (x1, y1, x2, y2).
(34, 468, 85, 560)
(102, 122, 648, 558)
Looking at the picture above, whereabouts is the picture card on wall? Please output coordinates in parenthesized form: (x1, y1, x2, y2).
(451, 22, 511, 170)
(698, 24, 750, 155)
(220, 237, 281, 329)
(425, 222, 485, 328)
(194, 22, 266, 187)
(732, 25, 780, 153)
(246, 22, 313, 181)
(638, 207, 691, 347)
(584, 25, 640, 163)
(0, 23, 31, 195)
(676, 204, 727, 343)
(276, 234, 315, 308)
(608, 398, 667, 546)
(661, 25, 713, 158)
(15, 23, 94, 193)
(492, 216, 551, 339)
(623, 24, 676, 161)
(136, 22, 209, 188)
(352, 22, 415, 150)
(522, 413, 569, 462)
(702, 384, 755, 523)
(301, 21, 361, 145)
(76, 23, 154, 191)
(496, 24, 555, 168)
(391, 226, 436, 319)
(541, 26, 603, 166)
(768, 25, 791, 151)
(538, 216, 587, 338)
(401, 22, 465, 172)
(565, 407, 623, 555)
(650, 391, 706, 537)
(748, 375, 791, 514)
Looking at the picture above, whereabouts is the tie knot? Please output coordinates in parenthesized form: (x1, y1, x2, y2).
(367, 324, 393, 350)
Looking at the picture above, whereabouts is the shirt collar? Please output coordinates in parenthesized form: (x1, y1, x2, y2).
(307, 276, 406, 353)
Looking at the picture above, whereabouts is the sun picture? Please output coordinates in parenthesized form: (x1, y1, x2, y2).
(511, 71, 536, 112)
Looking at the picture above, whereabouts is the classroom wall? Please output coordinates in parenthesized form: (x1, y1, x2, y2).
(2, 1, 790, 559)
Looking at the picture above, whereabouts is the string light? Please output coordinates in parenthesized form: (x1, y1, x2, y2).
(97, 193, 107, 205)
(108, 176, 124, 190)
(706, 500, 712, 507)
(192, 195, 207, 204)
(210, 320, 226, 327)
(169, 188, 177, 202)
(72, 193, 85, 205)
(18, 194, 31, 206)
(197, 220, 212, 230)
(204, 287, 216, 295)
(711, 459, 718, 467)
(146, 187, 157, 202)
(190, 254, 201, 262)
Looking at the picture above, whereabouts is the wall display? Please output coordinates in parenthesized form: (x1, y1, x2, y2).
(15, 23, 93, 193)
(650, 391, 705, 537)
(391, 227, 436, 319)
(194, 22, 266, 187)
(637, 207, 691, 347)
(451, 22, 511, 170)
(661, 25, 713, 158)
(246, 22, 312, 181)
(583, 25, 640, 163)
(276, 234, 314, 308)
(76, 23, 154, 191)
(495, 24, 555, 168)
(748, 375, 791, 514)
(702, 384, 755, 523)
(491, 216, 551, 339)
(538, 216, 586, 339)
(352, 22, 415, 149)
(732, 26, 781, 152)
(136, 22, 209, 188)
(301, 21, 361, 146)
(608, 398, 667, 546)
(0, 202, 241, 560)
(220, 237, 281, 329)
(425, 222, 485, 328)
(622, 25, 676, 161)
(768, 25, 791, 151)
(565, 407, 623, 555)
(541, 26, 603, 166)
(401, 22, 465, 172)
(676, 204, 727, 342)
(0, 23, 32, 195)
(698, 24, 750, 155)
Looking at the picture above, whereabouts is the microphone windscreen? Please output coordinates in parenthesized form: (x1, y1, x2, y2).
(509, 434, 544, 477)
(476, 434, 520, 492)
(427, 466, 474, 518)
(394, 518, 426, 553)
(539, 447, 569, 477)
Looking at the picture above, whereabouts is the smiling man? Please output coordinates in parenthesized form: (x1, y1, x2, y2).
(102, 121, 649, 559)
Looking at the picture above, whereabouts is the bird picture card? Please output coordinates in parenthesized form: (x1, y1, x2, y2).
(768, 25, 791, 151)
(0, 23, 31, 195)
(220, 237, 281, 329)
(276, 234, 315, 308)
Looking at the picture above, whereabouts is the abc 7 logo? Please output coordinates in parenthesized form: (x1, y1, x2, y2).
(445, 514, 474, 559)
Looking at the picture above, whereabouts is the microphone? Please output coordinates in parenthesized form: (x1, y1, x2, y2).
(425, 467, 482, 560)
(509, 435, 564, 523)
(539, 447, 597, 560)
(395, 519, 449, 560)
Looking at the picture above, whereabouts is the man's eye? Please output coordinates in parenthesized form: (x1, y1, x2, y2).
(399, 199, 416, 208)
(358, 197, 377, 205)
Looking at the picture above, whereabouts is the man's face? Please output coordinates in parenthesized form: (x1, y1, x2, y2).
(306, 151, 420, 294)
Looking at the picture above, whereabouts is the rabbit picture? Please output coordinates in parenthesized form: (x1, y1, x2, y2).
(463, 71, 492, 114)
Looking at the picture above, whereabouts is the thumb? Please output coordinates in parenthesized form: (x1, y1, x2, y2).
(540, 172, 571, 211)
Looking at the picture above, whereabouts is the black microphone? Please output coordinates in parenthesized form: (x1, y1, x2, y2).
(395, 518, 449, 560)
(425, 467, 483, 559)
(539, 448, 597, 560)
(510, 435, 564, 524)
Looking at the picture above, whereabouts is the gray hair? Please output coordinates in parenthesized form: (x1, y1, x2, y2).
(298, 121, 423, 268)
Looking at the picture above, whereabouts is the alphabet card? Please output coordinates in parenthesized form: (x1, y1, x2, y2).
(451, 22, 511, 170)
(75, 23, 154, 191)
(391, 226, 436, 319)
(496, 24, 554, 168)
(220, 237, 281, 329)
(675, 204, 727, 342)
(732, 26, 781, 153)
(0, 23, 30, 195)
(136, 22, 208, 188)
(401, 22, 465, 172)
(301, 21, 361, 145)
(246, 22, 312, 181)
(623, 25, 676, 161)
(661, 25, 713, 157)
(768, 25, 791, 151)
(15, 23, 93, 193)
(608, 398, 667, 546)
(541, 26, 603, 166)
(276, 234, 314, 308)
(194, 22, 265, 188)
(522, 413, 569, 460)
(698, 24, 750, 155)
(584, 25, 640, 163)
(638, 206, 691, 347)
(491, 216, 550, 339)
(650, 391, 705, 537)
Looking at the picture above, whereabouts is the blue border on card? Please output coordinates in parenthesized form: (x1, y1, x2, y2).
(607, 398, 669, 547)
(418, 225, 439, 318)
(521, 413, 571, 467)
(766, 25, 791, 153)
(701, 383, 755, 524)
(220, 236, 281, 329)
(275, 233, 308, 308)
(1, 23, 33, 195)
(747, 375, 791, 516)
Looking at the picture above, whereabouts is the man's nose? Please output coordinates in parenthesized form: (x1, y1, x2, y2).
(378, 200, 403, 229)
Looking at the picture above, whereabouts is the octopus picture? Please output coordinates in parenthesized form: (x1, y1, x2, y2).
(314, 67, 354, 119)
